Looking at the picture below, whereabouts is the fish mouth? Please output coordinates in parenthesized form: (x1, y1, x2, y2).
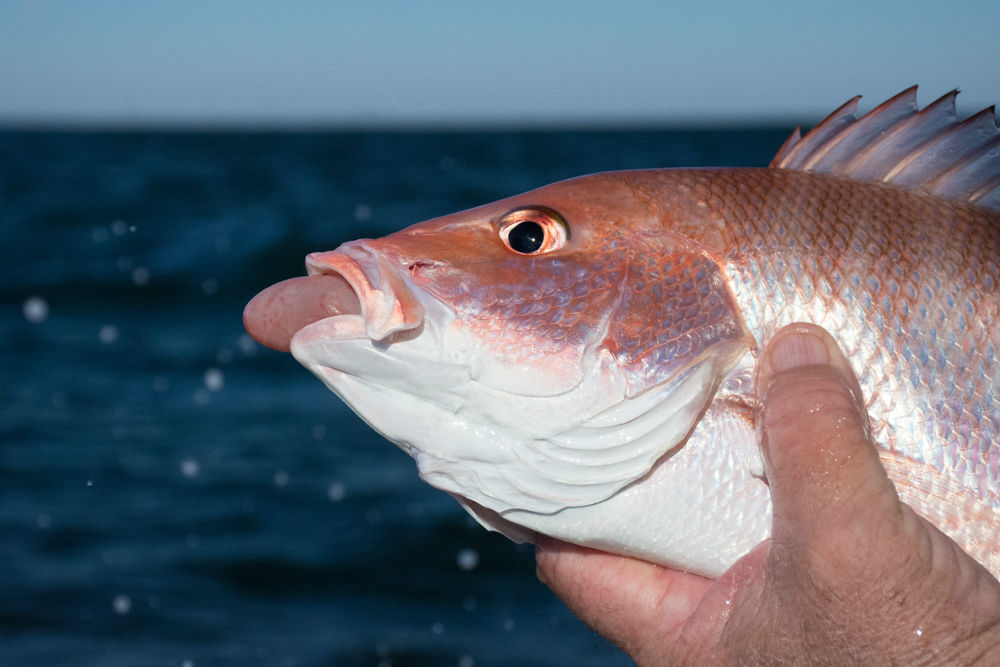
(243, 242, 426, 353)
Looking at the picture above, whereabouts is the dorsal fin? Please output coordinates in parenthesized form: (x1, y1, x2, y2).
(770, 86, 1000, 212)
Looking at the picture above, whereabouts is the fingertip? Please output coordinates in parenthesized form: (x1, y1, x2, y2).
(767, 324, 830, 372)
(759, 324, 857, 393)
(533, 540, 715, 662)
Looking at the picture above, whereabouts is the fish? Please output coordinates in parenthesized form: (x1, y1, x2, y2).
(244, 87, 1000, 579)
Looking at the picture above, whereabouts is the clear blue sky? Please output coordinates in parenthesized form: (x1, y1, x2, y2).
(2, 0, 997, 126)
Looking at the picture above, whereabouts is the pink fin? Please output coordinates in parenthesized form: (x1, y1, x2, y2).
(770, 87, 1000, 212)
(770, 95, 860, 168)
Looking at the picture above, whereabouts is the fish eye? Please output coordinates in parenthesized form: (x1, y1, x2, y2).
(497, 207, 569, 255)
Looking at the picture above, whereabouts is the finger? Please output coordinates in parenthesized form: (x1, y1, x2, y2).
(757, 324, 898, 546)
(535, 536, 712, 661)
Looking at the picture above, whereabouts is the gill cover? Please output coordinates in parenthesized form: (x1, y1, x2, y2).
(475, 233, 754, 515)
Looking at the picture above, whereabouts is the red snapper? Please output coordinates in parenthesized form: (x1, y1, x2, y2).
(244, 88, 1000, 578)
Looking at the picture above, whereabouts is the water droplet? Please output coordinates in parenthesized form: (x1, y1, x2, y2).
(112, 594, 132, 615)
(914, 628, 923, 637)
(131, 266, 151, 286)
(327, 481, 346, 502)
(203, 368, 224, 392)
(461, 595, 478, 611)
(111, 220, 130, 236)
(92, 226, 110, 243)
(37, 513, 52, 529)
(201, 279, 219, 296)
(99, 324, 119, 344)
(180, 459, 200, 478)
(502, 618, 515, 631)
(181, 660, 195, 667)
(237, 334, 257, 356)
(458, 654, 475, 667)
(431, 622, 444, 635)
(274, 470, 290, 487)
(312, 424, 327, 440)
(23, 296, 49, 323)
(456, 548, 479, 571)
(354, 204, 372, 222)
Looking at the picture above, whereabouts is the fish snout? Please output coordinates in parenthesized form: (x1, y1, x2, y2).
(304, 247, 426, 342)
(242, 244, 426, 353)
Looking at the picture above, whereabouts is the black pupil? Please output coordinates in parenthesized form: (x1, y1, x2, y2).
(508, 220, 545, 253)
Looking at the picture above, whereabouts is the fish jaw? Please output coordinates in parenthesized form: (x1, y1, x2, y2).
(242, 242, 425, 354)
(302, 243, 426, 343)
(289, 241, 468, 415)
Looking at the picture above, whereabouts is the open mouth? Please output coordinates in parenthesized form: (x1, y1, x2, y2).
(243, 245, 425, 353)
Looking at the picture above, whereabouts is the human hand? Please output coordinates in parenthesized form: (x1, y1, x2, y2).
(535, 323, 1000, 665)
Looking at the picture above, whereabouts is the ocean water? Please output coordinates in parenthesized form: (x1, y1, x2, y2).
(1, 125, 787, 667)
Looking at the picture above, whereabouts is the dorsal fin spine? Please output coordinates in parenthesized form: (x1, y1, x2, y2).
(883, 106, 999, 186)
(773, 96, 860, 170)
(771, 87, 1000, 213)
(770, 126, 802, 166)
(970, 177, 1000, 208)
(800, 87, 918, 172)
(926, 133, 1000, 199)
(842, 90, 959, 180)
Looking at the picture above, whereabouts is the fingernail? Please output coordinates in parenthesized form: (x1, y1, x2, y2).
(769, 331, 829, 371)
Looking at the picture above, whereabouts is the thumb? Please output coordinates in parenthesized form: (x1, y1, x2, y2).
(757, 323, 899, 551)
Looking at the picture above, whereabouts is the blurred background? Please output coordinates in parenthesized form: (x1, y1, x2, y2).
(3, 0, 998, 127)
(2, 2, 997, 666)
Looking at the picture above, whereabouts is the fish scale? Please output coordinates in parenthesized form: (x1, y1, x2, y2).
(245, 88, 1000, 578)
(714, 168, 999, 509)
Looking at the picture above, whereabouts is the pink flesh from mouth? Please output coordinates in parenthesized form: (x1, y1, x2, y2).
(243, 273, 362, 352)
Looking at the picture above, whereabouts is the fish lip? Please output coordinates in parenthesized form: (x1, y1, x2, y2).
(299, 242, 426, 343)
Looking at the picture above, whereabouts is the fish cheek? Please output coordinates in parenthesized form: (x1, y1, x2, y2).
(604, 246, 752, 398)
(410, 251, 627, 397)
(454, 266, 627, 396)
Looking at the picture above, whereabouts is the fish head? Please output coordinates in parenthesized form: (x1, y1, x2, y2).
(245, 171, 753, 522)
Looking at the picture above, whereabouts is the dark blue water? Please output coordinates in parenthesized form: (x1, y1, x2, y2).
(1, 125, 786, 666)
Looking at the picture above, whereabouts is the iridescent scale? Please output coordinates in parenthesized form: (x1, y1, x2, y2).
(712, 167, 1000, 517)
